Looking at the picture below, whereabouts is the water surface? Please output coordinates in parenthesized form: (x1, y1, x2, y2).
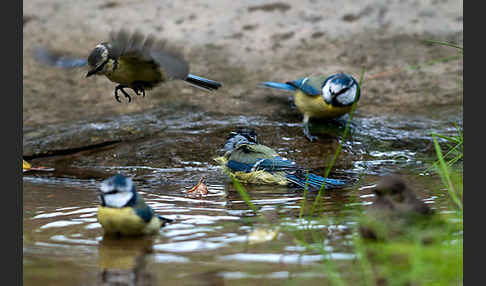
(23, 107, 462, 285)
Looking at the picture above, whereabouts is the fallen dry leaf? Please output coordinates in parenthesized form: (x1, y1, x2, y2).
(23, 160, 32, 172)
(186, 176, 209, 198)
(22, 159, 55, 173)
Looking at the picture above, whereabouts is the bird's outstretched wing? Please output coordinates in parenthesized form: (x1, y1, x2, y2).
(33, 46, 88, 68)
(109, 29, 190, 81)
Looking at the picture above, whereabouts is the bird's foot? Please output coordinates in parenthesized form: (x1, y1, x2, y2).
(303, 116, 318, 142)
(303, 125, 318, 142)
(131, 81, 147, 97)
(114, 85, 131, 103)
(132, 86, 146, 97)
(304, 132, 318, 142)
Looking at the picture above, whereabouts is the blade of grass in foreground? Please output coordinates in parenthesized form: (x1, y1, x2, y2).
(432, 135, 463, 211)
(309, 67, 366, 218)
(423, 123, 463, 174)
(422, 39, 463, 51)
(228, 173, 260, 215)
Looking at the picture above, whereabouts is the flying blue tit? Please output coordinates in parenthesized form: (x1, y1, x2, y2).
(214, 128, 345, 190)
(261, 73, 360, 141)
(97, 174, 173, 237)
(33, 29, 222, 103)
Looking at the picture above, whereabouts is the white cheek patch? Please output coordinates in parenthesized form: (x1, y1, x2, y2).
(322, 84, 332, 103)
(100, 181, 113, 193)
(100, 178, 134, 194)
(104, 192, 134, 208)
(95, 44, 109, 59)
(336, 84, 357, 106)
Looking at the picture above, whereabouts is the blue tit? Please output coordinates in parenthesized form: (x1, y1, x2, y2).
(214, 128, 345, 190)
(97, 175, 173, 237)
(261, 73, 360, 141)
(33, 29, 222, 103)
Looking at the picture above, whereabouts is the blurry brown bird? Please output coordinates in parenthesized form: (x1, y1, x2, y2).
(359, 175, 434, 241)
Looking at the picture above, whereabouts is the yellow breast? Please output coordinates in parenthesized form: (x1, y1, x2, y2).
(294, 90, 352, 119)
(232, 170, 288, 185)
(103, 58, 165, 87)
(97, 206, 161, 236)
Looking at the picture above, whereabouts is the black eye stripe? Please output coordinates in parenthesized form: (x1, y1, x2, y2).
(103, 189, 118, 195)
(95, 59, 109, 73)
(334, 86, 350, 96)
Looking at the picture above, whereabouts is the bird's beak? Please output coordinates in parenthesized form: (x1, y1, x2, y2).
(86, 69, 97, 77)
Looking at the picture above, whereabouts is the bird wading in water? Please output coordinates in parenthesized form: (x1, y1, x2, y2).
(358, 175, 436, 242)
(214, 128, 345, 190)
(261, 73, 360, 141)
(97, 175, 173, 237)
(33, 29, 222, 103)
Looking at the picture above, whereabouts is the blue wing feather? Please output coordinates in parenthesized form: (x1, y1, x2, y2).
(286, 172, 345, 190)
(287, 77, 321, 96)
(228, 156, 297, 173)
(254, 156, 298, 171)
(227, 160, 254, 172)
(134, 205, 154, 223)
(260, 82, 297, 91)
(227, 156, 345, 190)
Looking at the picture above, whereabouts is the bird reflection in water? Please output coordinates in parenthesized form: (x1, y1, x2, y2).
(97, 237, 156, 286)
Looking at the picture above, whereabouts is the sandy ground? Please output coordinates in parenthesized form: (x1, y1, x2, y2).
(23, 0, 463, 127)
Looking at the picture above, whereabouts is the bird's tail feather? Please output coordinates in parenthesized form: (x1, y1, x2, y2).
(259, 82, 297, 92)
(184, 74, 223, 91)
(286, 172, 345, 190)
(158, 215, 174, 226)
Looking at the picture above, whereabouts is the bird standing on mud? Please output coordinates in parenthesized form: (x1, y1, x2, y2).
(97, 175, 172, 237)
(261, 73, 360, 141)
(34, 29, 222, 103)
(214, 128, 345, 190)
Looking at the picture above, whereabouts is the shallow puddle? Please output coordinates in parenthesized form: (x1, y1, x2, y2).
(23, 106, 462, 285)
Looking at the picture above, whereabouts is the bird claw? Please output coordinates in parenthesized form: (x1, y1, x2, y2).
(114, 85, 132, 103)
(305, 133, 318, 142)
(133, 87, 145, 97)
(303, 122, 317, 142)
(114, 93, 122, 103)
(131, 82, 146, 97)
(113, 84, 145, 103)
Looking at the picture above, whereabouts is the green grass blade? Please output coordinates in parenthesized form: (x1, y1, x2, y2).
(432, 135, 463, 211)
(309, 67, 366, 218)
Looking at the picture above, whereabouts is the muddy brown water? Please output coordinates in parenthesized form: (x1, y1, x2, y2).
(23, 103, 462, 286)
